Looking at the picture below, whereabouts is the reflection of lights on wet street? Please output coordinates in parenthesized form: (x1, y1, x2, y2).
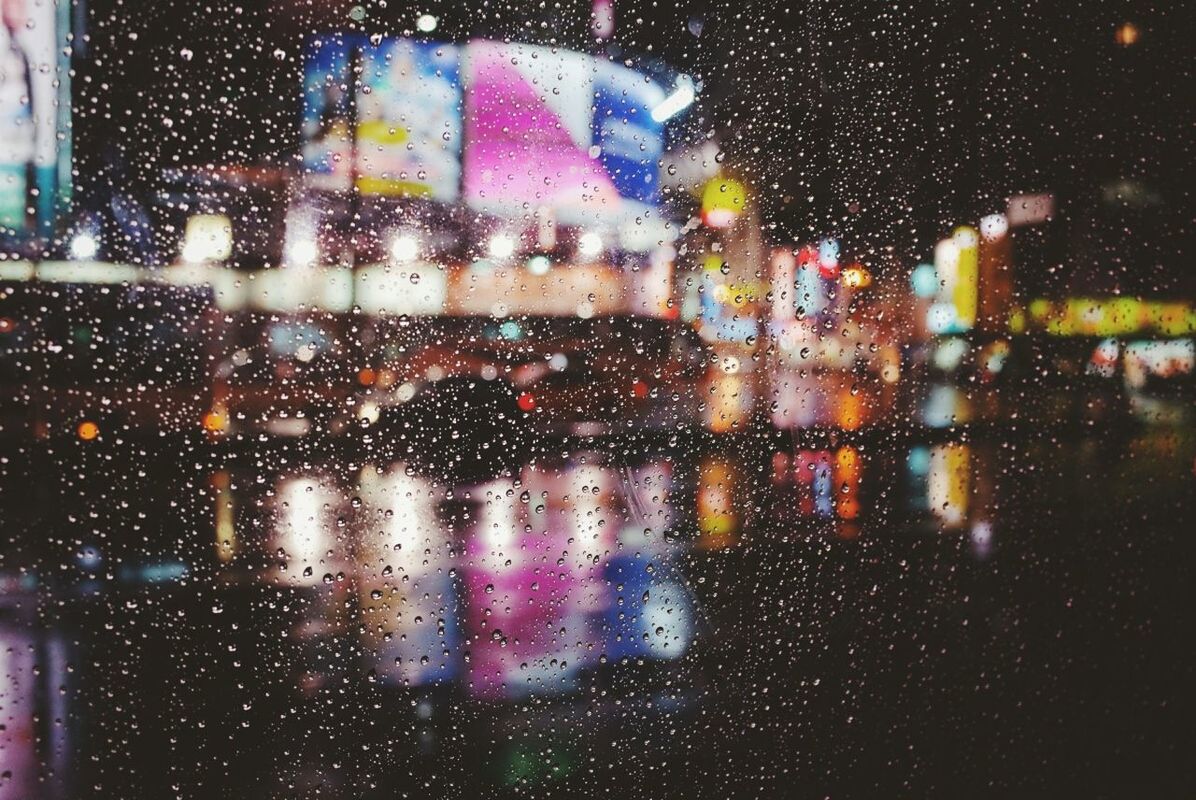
(212, 470, 235, 562)
(273, 476, 338, 583)
(929, 444, 971, 528)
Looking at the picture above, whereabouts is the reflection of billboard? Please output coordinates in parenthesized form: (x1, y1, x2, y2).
(0, 0, 71, 236)
(300, 37, 668, 223)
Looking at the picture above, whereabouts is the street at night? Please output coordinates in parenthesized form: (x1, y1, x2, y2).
(1, 0, 1193, 797)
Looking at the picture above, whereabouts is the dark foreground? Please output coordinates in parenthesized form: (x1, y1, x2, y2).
(1, 415, 1193, 799)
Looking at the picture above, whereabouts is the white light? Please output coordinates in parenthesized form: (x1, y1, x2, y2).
(287, 238, 319, 268)
(488, 233, 515, 259)
(651, 77, 696, 123)
(181, 214, 233, 263)
(416, 13, 437, 32)
(952, 226, 979, 249)
(389, 234, 419, 262)
(577, 232, 603, 258)
(979, 213, 1009, 241)
(527, 255, 551, 275)
(69, 232, 99, 261)
(295, 343, 317, 363)
(358, 401, 380, 424)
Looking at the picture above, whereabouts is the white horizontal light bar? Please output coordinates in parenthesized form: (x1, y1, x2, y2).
(651, 77, 696, 123)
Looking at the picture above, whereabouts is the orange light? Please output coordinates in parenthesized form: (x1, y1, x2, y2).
(842, 265, 871, 289)
(517, 392, 536, 412)
(77, 421, 99, 441)
(835, 446, 861, 520)
(1115, 21, 1139, 46)
(357, 367, 377, 386)
(203, 410, 227, 433)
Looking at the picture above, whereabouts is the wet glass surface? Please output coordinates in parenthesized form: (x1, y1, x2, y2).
(2, 0, 1193, 796)
(2, 413, 1192, 798)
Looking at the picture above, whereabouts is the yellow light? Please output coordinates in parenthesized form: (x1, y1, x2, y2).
(77, 421, 99, 441)
(213, 471, 236, 563)
(181, 214, 233, 263)
(1115, 22, 1139, 46)
(700, 178, 747, 228)
(842, 266, 871, 289)
(203, 410, 227, 433)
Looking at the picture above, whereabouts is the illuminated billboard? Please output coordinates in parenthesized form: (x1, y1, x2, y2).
(463, 41, 612, 219)
(0, 0, 72, 238)
(356, 38, 461, 200)
(591, 59, 666, 206)
(300, 37, 670, 225)
(300, 35, 355, 192)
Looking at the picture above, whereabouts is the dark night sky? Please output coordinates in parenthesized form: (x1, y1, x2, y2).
(75, 0, 1193, 292)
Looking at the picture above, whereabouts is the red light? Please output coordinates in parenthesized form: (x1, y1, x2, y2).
(517, 392, 536, 412)
(632, 379, 649, 399)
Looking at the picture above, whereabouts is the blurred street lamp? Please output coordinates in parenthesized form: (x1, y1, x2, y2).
(69, 231, 99, 260)
(979, 213, 1009, 240)
(1115, 22, 1140, 46)
(578, 231, 603, 259)
(842, 265, 872, 289)
(389, 233, 419, 263)
(416, 13, 438, 32)
(488, 233, 516, 259)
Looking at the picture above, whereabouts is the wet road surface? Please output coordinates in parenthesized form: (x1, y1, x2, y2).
(1, 414, 1193, 799)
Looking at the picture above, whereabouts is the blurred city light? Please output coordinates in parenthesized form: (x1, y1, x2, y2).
(651, 76, 696, 122)
(69, 232, 99, 260)
(1115, 21, 1140, 46)
(181, 214, 233, 263)
(286, 237, 319, 268)
(416, 13, 438, 32)
(389, 233, 419, 263)
(577, 231, 603, 258)
(911, 263, 938, 297)
(700, 177, 746, 228)
(979, 213, 1009, 240)
(488, 233, 516, 259)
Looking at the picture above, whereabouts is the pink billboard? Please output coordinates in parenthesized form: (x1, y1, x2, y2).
(463, 41, 623, 224)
